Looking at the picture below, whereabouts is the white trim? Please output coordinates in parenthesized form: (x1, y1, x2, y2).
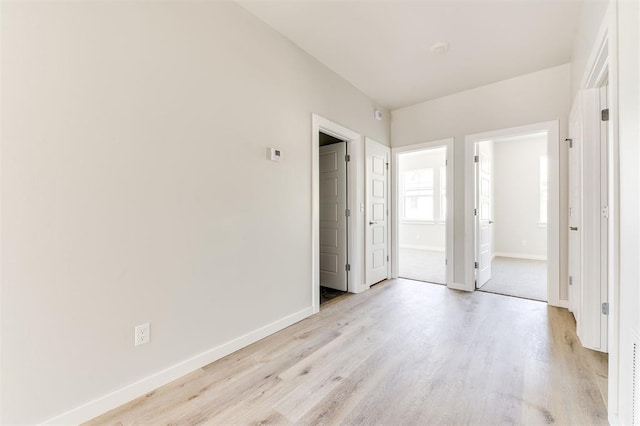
(311, 114, 364, 309)
(464, 121, 561, 305)
(448, 282, 469, 292)
(391, 139, 454, 288)
(399, 244, 445, 252)
(581, 14, 610, 93)
(493, 252, 547, 261)
(41, 307, 313, 425)
(580, 3, 619, 421)
(575, 4, 618, 417)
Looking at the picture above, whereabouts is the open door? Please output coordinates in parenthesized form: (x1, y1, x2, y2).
(476, 142, 493, 288)
(365, 138, 390, 286)
(319, 142, 348, 291)
(568, 108, 583, 323)
(569, 87, 608, 352)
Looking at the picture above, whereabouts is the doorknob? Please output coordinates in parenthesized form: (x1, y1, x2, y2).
(570, 226, 578, 231)
(489, 220, 494, 224)
(369, 221, 378, 225)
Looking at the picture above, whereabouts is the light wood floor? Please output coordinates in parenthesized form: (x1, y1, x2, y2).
(88, 279, 608, 425)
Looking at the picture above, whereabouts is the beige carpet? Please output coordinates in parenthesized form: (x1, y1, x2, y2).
(398, 248, 446, 285)
(478, 256, 547, 301)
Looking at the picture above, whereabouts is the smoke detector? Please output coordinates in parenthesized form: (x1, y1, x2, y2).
(430, 42, 450, 55)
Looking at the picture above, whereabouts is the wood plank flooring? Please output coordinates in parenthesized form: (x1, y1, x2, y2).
(87, 279, 608, 425)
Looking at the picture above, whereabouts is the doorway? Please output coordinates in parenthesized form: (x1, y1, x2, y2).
(464, 121, 561, 306)
(474, 133, 549, 302)
(396, 147, 447, 284)
(391, 138, 454, 287)
(319, 132, 349, 305)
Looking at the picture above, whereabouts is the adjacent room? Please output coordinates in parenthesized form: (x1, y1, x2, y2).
(475, 133, 549, 302)
(397, 147, 447, 284)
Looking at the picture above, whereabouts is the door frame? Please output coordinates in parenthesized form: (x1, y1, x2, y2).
(312, 114, 363, 314)
(464, 121, 562, 307)
(391, 138, 455, 287)
(580, 12, 617, 417)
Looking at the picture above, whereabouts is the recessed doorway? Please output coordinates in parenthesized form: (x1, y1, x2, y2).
(391, 138, 454, 287)
(464, 121, 561, 306)
(318, 132, 349, 305)
(473, 133, 549, 302)
(397, 147, 447, 284)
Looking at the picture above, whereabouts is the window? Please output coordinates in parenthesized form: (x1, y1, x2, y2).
(402, 169, 434, 221)
(539, 156, 548, 225)
(400, 165, 447, 222)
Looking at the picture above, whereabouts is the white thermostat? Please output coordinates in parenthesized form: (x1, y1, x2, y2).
(269, 147, 282, 162)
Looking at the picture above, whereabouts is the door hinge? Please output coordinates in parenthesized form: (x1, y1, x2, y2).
(474, 155, 479, 163)
(602, 205, 609, 219)
(445, 259, 448, 265)
(386, 162, 389, 170)
(345, 209, 350, 217)
(474, 208, 478, 216)
(387, 255, 389, 262)
(569, 275, 573, 286)
(445, 160, 448, 166)
(345, 264, 351, 272)
(601, 108, 609, 122)
(602, 302, 609, 315)
(565, 138, 573, 148)
(474, 261, 479, 269)
(345, 154, 350, 162)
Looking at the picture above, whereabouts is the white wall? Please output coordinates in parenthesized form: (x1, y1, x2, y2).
(571, 0, 609, 101)
(0, 2, 389, 423)
(615, 0, 639, 423)
(392, 64, 570, 297)
(493, 136, 547, 259)
(398, 149, 446, 251)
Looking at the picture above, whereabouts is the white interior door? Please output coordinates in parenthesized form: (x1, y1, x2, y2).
(319, 142, 348, 291)
(568, 113, 583, 323)
(573, 87, 608, 352)
(598, 84, 609, 351)
(476, 142, 493, 288)
(365, 138, 390, 286)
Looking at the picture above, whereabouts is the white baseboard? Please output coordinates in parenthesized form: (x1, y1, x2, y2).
(42, 306, 314, 425)
(552, 299, 569, 309)
(448, 282, 473, 292)
(493, 252, 547, 261)
(399, 244, 445, 252)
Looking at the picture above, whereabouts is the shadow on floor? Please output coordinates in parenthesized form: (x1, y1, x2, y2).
(320, 286, 347, 305)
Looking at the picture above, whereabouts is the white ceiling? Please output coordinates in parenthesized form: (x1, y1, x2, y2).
(238, 0, 584, 110)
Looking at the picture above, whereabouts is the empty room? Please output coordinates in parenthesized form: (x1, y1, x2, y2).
(1, 1, 638, 425)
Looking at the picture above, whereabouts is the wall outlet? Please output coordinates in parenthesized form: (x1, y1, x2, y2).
(134, 323, 150, 346)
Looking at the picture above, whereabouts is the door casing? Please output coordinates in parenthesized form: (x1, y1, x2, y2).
(464, 121, 562, 307)
(312, 114, 365, 314)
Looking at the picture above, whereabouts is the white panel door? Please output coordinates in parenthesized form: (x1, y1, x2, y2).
(365, 139, 390, 286)
(319, 142, 347, 291)
(568, 109, 583, 324)
(476, 143, 493, 288)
